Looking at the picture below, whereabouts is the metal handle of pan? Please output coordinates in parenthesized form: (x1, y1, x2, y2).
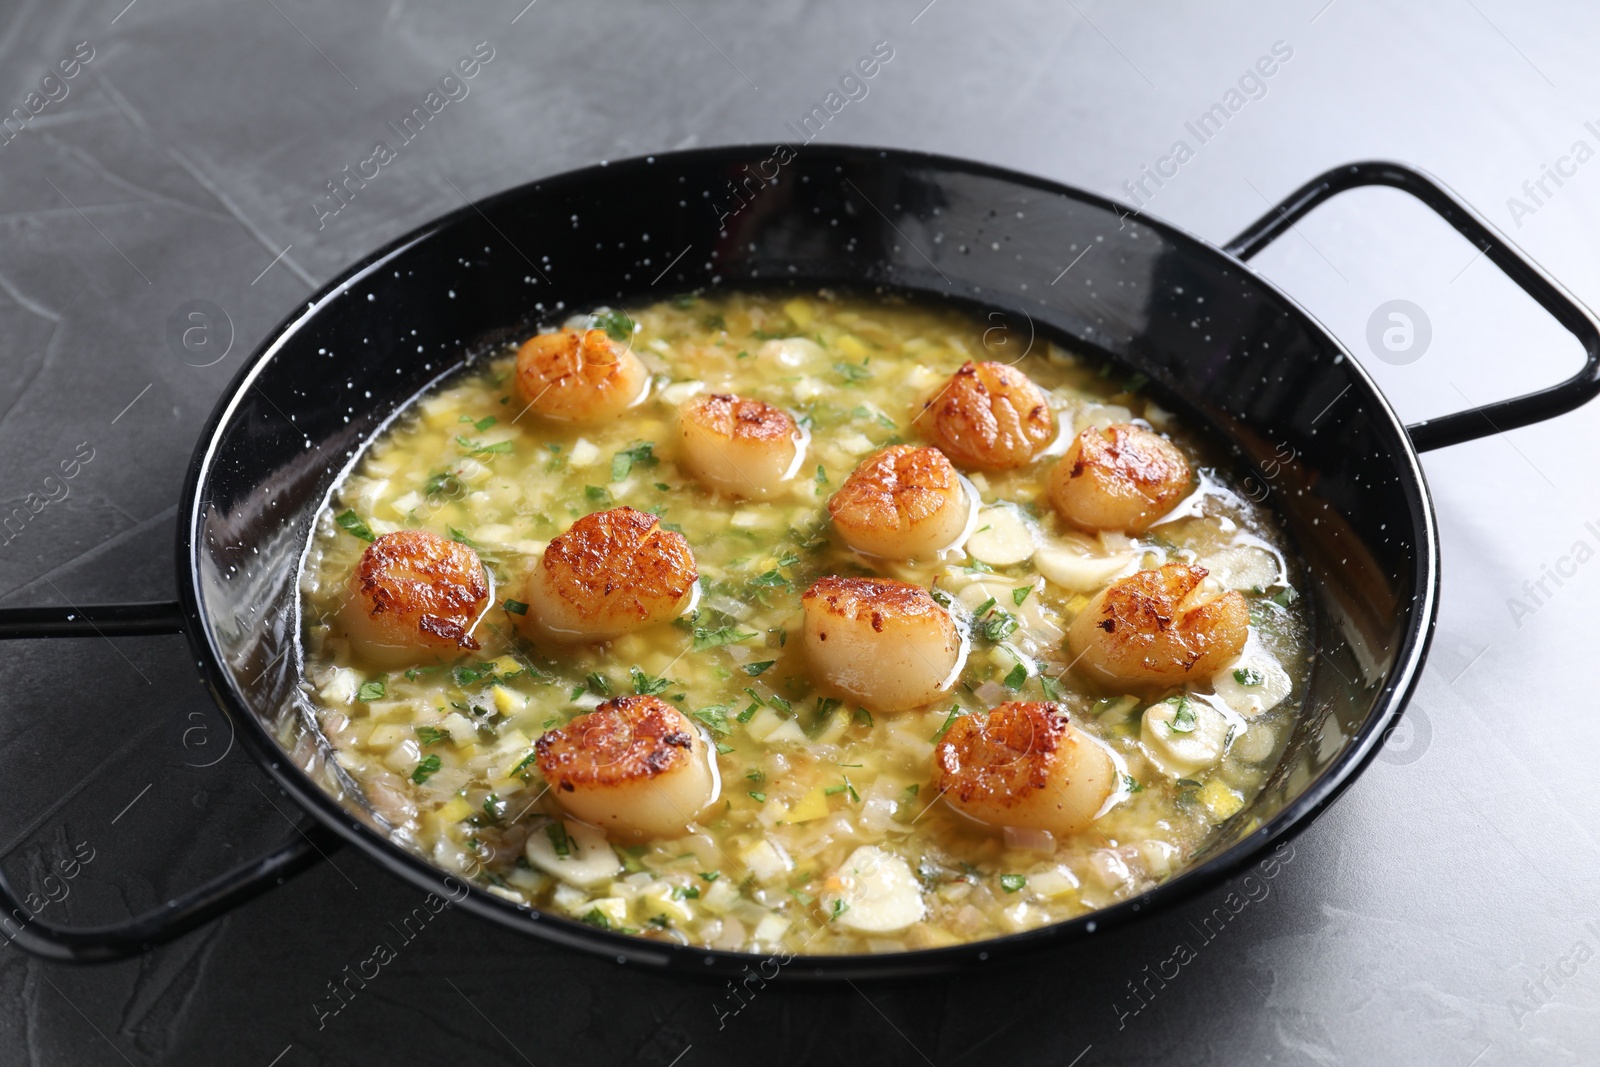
(0, 601, 335, 961)
(1224, 160, 1600, 452)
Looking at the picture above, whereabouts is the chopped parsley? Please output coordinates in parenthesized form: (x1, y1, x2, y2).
(503, 598, 529, 616)
(611, 440, 658, 481)
(356, 679, 385, 703)
(1169, 695, 1198, 734)
(410, 755, 441, 785)
(580, 908, 612, 929)
(454, 434, 512, 456)
(975, 605, 1019, 643)
(1039, 675, 1065, 702)
(415, 725, 448, 747)
(546, 822, 572, 858)
(335, 509, 375, 542)
(585, 672, 612, 697)
(584, 485, 614, 506)
(1012, 585, 1034, 606)
(749, 569, 789, 588)
(999, 874, 1027, 893)
(1233, 667, 1264, 687)
(692, 626, 757, 652)
(833, 360, 872, 383)
(692, 706, 731, 735)
(459, 414, 497, 432)
(1002, 662, 1029, 691)
(931, 704, 963, 744)
(742, 660, 776, 677)
(814, 464, 828, 486)
(593, 308, 634, 342)
(700, 871, 720, 882)
(748, 791, 767, 803)
(1121, 773, 1144, 794)
(630, 666, 671, 695)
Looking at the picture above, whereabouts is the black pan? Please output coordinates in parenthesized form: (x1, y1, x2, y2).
(2, 149, 1595, 979)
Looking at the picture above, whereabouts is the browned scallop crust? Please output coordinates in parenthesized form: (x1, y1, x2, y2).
(686, 393, 796, 441)
(352, 530, 487, 649)
(535, 695, 696, 789)
(801, 575, 945, 633)
(515, 328, 631, 404)
(541, 506, 697, 624)
(1090, 564, 1246, 671)
(923, 361, 1055, 469)
(1068, 425, 1189, 494)
(827, 445, 960, 530)
(934, 702, 1069, 808)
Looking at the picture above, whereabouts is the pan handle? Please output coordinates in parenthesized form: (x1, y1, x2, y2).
(1223, 160, 1600, 452)
(0, 600, 335, 962)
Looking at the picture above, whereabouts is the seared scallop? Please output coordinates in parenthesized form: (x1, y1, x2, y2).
(514, 327, 648, 422)
(520, 507, 697, 642)
(1066, 563, 1247, 687)
(827, 445, 972, 560)
(536, 695, 718, 837)
(677, 393, 807, 499)
(338, 530, 491, 668)
(801, 576, 963, 713)
(922, 360, 1056, 470)
(934, 701, 1115, 835)
(1049, 424, 1191, 533)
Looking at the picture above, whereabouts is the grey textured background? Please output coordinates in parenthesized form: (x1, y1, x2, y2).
(2, 0, 1598, 1063)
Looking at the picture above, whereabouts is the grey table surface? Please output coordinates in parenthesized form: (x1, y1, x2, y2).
(2, 0, 1598, 1064)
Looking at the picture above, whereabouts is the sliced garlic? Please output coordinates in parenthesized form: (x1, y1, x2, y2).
(524, 819, 621, 887)
(966, 505, 1035, 566)
(1141, 697, 1230, 779)
(830, 846, 925, 933)
(1212, 652, 1292, 717)
(1033, 542, 1135, 593)
(1199, 544, 1280, 592)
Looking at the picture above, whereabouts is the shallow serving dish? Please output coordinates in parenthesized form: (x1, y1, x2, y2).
(1, 147, 1595, 978)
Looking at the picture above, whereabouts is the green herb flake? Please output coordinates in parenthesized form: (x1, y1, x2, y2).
(931, 704, 963, 744)
(584, 485, 614, 506)
(546, 822, 573, 858)
(415, 725, 448, 747)
(1039, 675, 1065, 702)
(1122, 773, 1144, 794)
(593, 309, 635, 342)
(700, 870, 720, 882)
(715, 742, 735, 755)
(335, 509, 376, 542)
(454, 434, 513, 456)
(999, 874, 1027, 893)
(1012, 585, 1034, 606)
(814, 464, 828, 486)
(503, 598, 529, 616)
(750, 569, 789, 588)
(510, 752, 538, 778)
(693, 706, 731, 735)
(356, 680, 386, 703)
(854, 707, 875, 728)
(742, 660, 776, 677)
(833, 360, 872, 383)
(610, 440, 658, 481)
(630, 666, 671, 695)
(977, 609, 1019, 643)
(1233, 667, 1264, 687)
(1169, 695, 1198, 734)
(410, 754, 442, 785)
(748, 791, 767, 803)
(580, 908, 612, 930)
(585, 671, 612, 697)
(424, 470, 463, 498)
(692, 626, 758, 652)
(1002, 662, 1029, 691)
(829, 898, 849, 920)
